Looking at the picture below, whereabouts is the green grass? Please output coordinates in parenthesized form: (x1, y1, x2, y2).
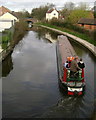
(2, 32, 12, 49)
(2, 35, 9, 43)
(0, 28, 14, 50)
(37, 23, 95, 46)
(2, 43, 8, 49)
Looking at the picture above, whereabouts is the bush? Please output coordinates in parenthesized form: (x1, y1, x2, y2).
(12, 20, 28, 46)
(49, 18, 64, 27)
(2, 29, 13, 43)
(48, 19, 89, 34)
(47, 19, 94, 42)
(89, 30, 96, 45)
(42, 19, 95, 45)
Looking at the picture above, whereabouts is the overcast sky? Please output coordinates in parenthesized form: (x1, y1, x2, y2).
(0, 0, 95, 12)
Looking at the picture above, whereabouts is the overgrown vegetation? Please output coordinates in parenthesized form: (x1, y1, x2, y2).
(66, 9, 92, 24)
(12, 20, 28, 46)
(59, 2, 92, 24)
(12, 11, 29, 45)
(93, 5, 96, 18)
(48, 18, 89, 35)
(39, 21, 96, 46)
(2, 30, 13, 43)
(1, 28, 14, 49)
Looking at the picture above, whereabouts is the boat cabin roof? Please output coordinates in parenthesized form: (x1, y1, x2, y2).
(58, 35, 76, 64)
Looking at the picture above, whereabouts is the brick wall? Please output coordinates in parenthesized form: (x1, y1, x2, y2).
(78, 24, 96, 30)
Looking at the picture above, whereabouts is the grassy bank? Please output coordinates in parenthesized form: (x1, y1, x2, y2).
(2, 30, 12, 43)
(37, 22, 95, 46)
(1, 27, 14, 49)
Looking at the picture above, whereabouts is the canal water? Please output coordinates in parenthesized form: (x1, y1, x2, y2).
(2, 27, 95, 118)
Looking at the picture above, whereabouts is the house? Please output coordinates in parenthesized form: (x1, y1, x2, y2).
(0, 6, 19, 22)
(0, 20, 14, 30)
(0, 12, 18, 30)
(46, 8, 59, 21)
(78, 18, 96, 30)
(0, 12, 18, 22)
(0, 6, 19, 30)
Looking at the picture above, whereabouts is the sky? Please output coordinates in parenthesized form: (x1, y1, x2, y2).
(0, 0, 95, 12)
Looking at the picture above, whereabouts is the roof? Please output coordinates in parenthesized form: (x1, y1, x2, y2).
(0, 6, 11, 16)
(0, 6, 18, 19)
(47, 8, 58, 13)
(11, 11, 19, 18)
(78, 18, 96, 25)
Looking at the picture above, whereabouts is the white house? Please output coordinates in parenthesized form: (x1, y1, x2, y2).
(0, 20, 14, 30)
(0, 12, 18, 22)
(0, 6, 19, 31)
(46, 9, 59, 21)
(0, 12, 19, 31)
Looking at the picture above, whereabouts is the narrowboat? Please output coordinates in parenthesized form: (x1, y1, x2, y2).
(56, 35, 85, 96)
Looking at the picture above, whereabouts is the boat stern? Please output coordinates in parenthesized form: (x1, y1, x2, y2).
(68, 87, 83, 96)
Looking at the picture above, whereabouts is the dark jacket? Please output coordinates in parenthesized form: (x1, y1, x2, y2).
(78, 61, 85, 69)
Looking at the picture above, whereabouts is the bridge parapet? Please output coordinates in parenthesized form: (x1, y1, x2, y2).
(24, 18, 38, 23)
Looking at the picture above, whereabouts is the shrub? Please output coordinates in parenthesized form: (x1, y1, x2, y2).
(42, 19, 95, 45)
(12, 20, 28, 46)
(47, 19, 93, 41)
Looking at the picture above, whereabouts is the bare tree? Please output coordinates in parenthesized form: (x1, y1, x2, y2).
(63, 2, 75, 11)
(77, 2, 89, 10)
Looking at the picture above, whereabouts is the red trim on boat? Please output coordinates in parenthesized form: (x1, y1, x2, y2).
(78, 92, 82, 95)
(63, 68, 67, 82)
(82, 69, 84, 82)
(68, 91, 74, 95)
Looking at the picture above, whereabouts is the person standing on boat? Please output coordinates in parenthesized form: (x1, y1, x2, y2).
(78, 58, 85, 69)
(70, 56, 81, 78)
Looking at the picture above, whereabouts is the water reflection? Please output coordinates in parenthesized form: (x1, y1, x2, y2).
(2, 53, 13, 77)
(45, 33, 57, 43)
(30, 26, 61, 41)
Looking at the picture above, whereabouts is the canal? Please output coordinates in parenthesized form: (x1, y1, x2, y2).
(2, 26, 95, 118)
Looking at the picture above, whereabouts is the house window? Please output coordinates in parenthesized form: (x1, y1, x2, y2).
(54, 13, 56, 16)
